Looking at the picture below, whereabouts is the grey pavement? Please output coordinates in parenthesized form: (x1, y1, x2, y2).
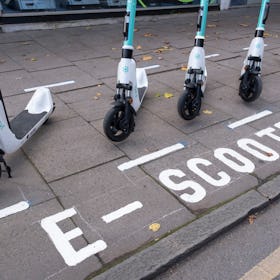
(0, 3, 279, 280)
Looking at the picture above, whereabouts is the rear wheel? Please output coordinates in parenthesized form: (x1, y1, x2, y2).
(103, 106, 133, 142)
(177, 88, 201, 120)
(239, 74, 262, 102)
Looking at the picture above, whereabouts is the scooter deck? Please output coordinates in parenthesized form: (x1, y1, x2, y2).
(138, 86, 147, 103)
(10, 110, 47, 139)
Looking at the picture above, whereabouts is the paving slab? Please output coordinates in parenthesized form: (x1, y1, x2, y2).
(58, 85, 113, 122)
(0, 69, 39, 96)
(31, 65, 101, 94)
(22, 116, 123, 182)
(204, 85, 277, 120)
(72, 175, 194, 264)
(0, 40, 72, 72)
(1, 150, 55, 207)
(0, 199, 102, 280)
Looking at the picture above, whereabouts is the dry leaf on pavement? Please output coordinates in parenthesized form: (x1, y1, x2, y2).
(248, 215, 256, 224)
(203, 109, 213, 115)
(149, 223, 161, 232)
(164, 92, 174, 99)
(142, 55, 153, 61)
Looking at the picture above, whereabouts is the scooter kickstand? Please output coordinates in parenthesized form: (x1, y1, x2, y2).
(0, 151, 12, 178)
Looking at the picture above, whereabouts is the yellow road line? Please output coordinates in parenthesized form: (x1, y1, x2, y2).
(240, 246, 280, 280)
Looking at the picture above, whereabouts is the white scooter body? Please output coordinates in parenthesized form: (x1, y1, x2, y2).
(0, 87, 54, 154)
(241, 37, 264, 76)
(186, 46, 207, 93)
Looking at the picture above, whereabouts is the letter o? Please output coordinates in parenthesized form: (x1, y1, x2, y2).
(214, 148, 255, 173)
(237, 138, 279, 161)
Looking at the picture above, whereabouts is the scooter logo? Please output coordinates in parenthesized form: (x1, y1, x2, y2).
(256, 43, 261, 49)
(123, 66, 129, 73)
(195, 53, 201, 59)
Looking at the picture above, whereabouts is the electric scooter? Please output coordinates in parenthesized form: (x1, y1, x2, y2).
(239, 0, 270, 102)
(103, 0, 159, 142)
(177, 0, 208, 120)
(0, 87, 55, 177)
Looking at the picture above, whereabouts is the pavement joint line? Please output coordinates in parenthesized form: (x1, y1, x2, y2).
(227, 110, 273, 129)
(91, 175, 280, 280)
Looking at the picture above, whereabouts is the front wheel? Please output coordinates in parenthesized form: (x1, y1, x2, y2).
(103, 106, 134, 142)
(239, 74, 262, 102)
(177, 88, 201, 120)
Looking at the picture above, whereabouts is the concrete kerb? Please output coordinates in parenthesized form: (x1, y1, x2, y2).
(87, 175, 280, 280)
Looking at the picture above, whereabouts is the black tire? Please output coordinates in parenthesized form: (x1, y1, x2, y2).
(177, 88, 201, 120)
(103, 106, 132, 142)
(239, 75, 262, 102)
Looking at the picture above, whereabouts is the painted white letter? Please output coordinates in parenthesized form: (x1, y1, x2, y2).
(159, 169, 206, 203)
(214, 148, 255, 173)
(41, 208, 107, 266)
(255, 127, 280, 142)
(187, 158, 231, 187)
(237, 138, 279, 161)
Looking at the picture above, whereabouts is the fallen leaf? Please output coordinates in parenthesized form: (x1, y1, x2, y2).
(155, 93, 161, 97)
(248, 215, 256, 224)
(203, 109, 213, 115)
(239, 23, 249, 27)
(30, 58, 37, 62)
(134, 28, 139, 32)
(154, 46, 172, 54)
(164, 92, 174, 99)
(266, 152, 273, 157)
(96, 92, 102, 97)
(264, 32, 272, 37)
(207, 24, 217, 28)
(149, 223, 160, 232)
(112, 47, 117, 50)
(144, 32, 154, 37)
(142, 55, 153, 61)
(136, 45, 142, 50)
(181, 65, 188, 71)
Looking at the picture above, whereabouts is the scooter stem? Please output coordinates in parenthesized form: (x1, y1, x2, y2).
(195, 0, 209, 46)
(255, 0, 270, 37)
(123, 0, 137, 49)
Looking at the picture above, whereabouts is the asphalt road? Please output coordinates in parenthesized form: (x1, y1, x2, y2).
(154, 199, 280, 280)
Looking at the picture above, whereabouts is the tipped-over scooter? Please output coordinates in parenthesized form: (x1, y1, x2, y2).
(239, 0, 270, 102)
(0, 88, 54, 177)
(103, 0, 159, 142)
(177, 0, 208, 120)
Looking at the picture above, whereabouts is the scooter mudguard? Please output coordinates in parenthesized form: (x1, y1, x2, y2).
(186, 46, 207, 92)
(0, 87, 54, 154)
(241, 37, 264, 76)
(117, 57, 141, 112)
